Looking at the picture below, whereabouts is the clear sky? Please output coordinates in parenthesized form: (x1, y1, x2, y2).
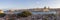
(0, 0, 60, 9)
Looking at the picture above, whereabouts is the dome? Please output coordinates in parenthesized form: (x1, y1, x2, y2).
(43, 6, 49, 12)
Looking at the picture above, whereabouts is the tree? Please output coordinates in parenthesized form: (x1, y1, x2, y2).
(17, 10, 32, 17)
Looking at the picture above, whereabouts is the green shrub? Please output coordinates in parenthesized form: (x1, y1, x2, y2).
(17, 10, 32, 17)
(0, 13, 6, 17)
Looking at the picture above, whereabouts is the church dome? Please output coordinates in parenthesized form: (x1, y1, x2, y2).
(43, 6, 49, 12)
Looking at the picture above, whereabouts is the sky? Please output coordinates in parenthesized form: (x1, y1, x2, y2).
(0, 0, 60, 9)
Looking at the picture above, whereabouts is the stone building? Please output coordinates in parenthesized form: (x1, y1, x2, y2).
(0, 10, 4, 13)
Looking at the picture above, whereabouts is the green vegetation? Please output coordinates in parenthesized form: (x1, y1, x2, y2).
(0, 13, 6, 17)
(17, 10, 32, 17)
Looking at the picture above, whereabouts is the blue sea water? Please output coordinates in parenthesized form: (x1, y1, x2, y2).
(4, 10, 56, 15)
(32, 11, 56, 14)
